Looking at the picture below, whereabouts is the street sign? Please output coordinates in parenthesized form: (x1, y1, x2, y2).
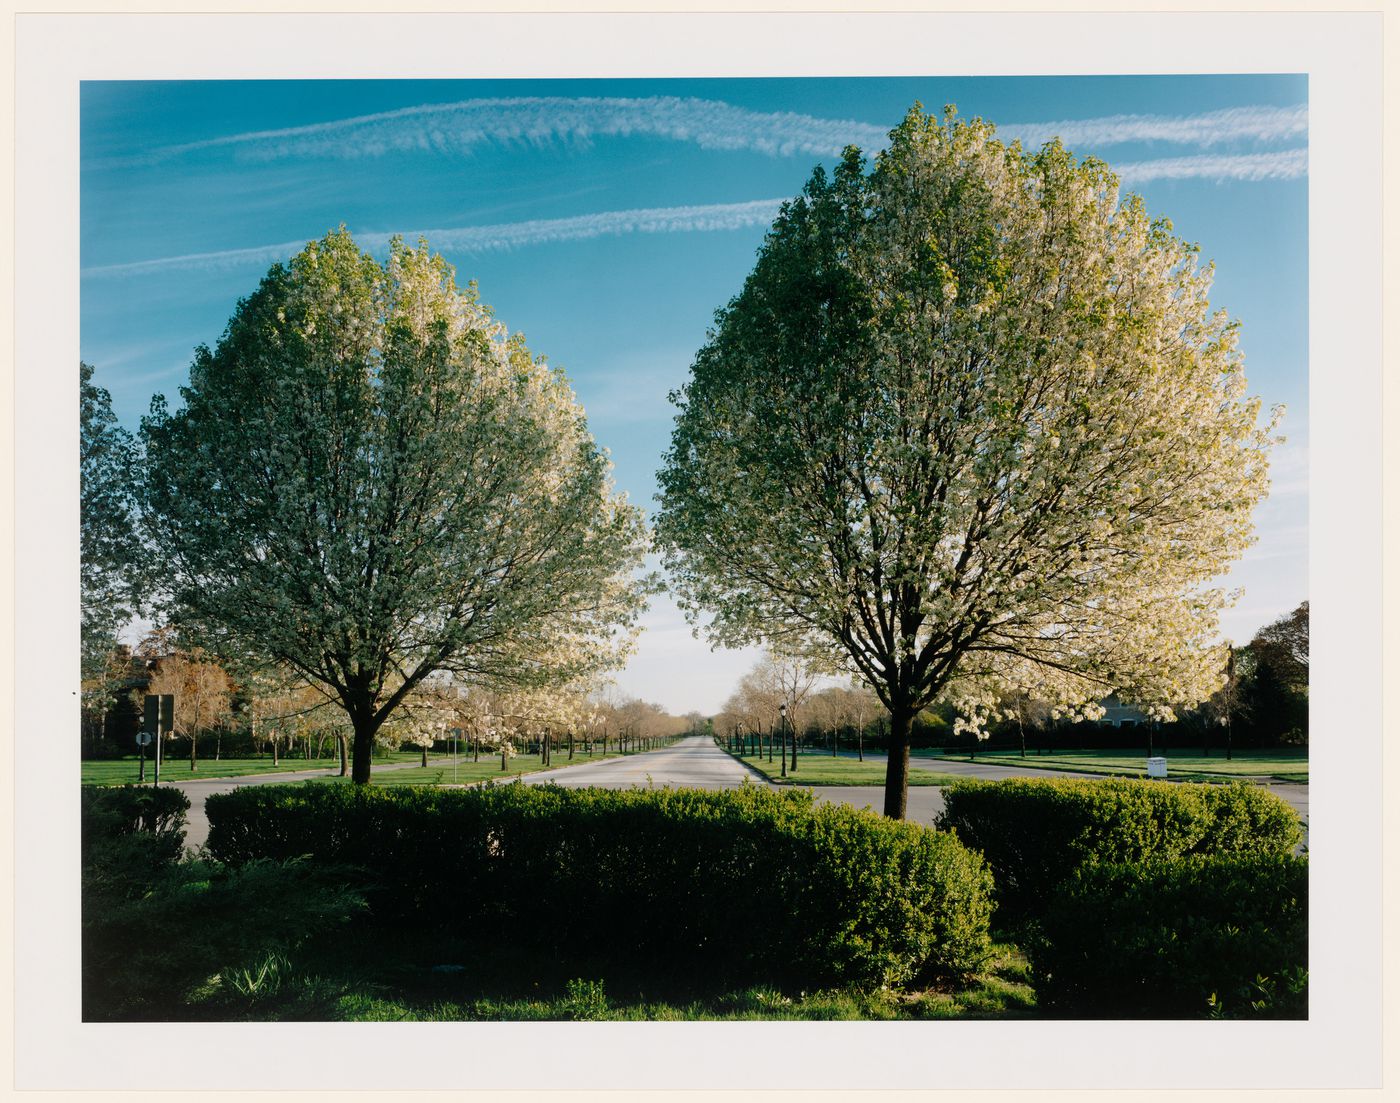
(135, 731, 152, 746)
(143, 694, 174, 733)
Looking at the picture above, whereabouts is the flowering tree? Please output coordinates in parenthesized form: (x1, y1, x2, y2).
(141, 229, 651, 783)
(656, 106, 1278, 818)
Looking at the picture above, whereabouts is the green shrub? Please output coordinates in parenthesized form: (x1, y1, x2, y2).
(81, 785, 190, 863)
(1027, 853, 1307, 1018)
(206, 782, 993, 989)
(935, 777, 1302, 923)
(82, 785, 193, 901)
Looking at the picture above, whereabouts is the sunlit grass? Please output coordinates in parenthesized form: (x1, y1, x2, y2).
(81, 751, 420, 786)
(927, 748, 1308, 783)
(309, 750, 630, 787)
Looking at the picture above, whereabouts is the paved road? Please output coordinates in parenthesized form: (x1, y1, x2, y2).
(521, 735, 765, 790)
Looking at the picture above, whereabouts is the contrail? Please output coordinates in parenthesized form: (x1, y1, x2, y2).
(81, 198, 789, 278)
(81, 141, 1309, 281)
(1003, 104, 1307, 150)
(93, 97, 1307, 169)
(1115, 148, 1307, 185)
(94, 97, 890, 168)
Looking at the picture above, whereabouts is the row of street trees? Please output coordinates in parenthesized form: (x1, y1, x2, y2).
(715, 599, 1307, 766)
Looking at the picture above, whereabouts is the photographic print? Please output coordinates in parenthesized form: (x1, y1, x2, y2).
(13, 8, 1384, 1095)
(78, 72, 1311, 1025)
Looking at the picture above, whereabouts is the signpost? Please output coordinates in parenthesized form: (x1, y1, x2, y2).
(143, 694, 174, 785)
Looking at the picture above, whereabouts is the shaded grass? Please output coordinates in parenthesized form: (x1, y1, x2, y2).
(730, 751, 962, 787)
(189, 934, 1036, 1022)
(929, 749, 1307, 784)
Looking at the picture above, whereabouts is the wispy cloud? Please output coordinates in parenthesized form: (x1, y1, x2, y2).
(96, 97, 891, 168)
(95, 97, 1309, 171)
(81, 198, 789, 278)
(1002, 104, 1307, 150)
(1116, 148, 1307, 185)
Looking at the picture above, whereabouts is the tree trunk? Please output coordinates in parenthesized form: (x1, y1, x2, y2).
(190, 730, 198, 772)
(337, 732, 349, 776)
(350, 708, 380, 785)
(421, 744, 428, 768)
(569, 729, 574, 760)
(1018, 710, 1027, 758)
(882, 707, 913, 820)
(857, 720, 864, 762)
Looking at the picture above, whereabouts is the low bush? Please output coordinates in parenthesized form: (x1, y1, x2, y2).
(1027, 853, 1307, 1018)
(206, 782, 993, 990)
(81, 785, 190, 858)
(935, 777, 1302, 924)
(81, 785, 192, 897)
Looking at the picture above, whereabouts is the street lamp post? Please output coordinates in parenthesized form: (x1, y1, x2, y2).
(789, 705, 798, 772)
(779, 702, 788, 779)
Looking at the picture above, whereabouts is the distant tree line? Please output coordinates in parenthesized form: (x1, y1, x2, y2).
(710, 603, 1307, 759)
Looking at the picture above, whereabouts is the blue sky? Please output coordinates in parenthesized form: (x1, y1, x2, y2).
(81, 75, 1309, 715)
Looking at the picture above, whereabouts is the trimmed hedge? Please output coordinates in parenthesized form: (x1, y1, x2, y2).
(207, 782, 993, 989)
(934, 777, 1303, 924)
(1027, 853, 1308, 1018)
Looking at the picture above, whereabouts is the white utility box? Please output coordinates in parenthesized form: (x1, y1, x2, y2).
(1146, 756, 1168, 779)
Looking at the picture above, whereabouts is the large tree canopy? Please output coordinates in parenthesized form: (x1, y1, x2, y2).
(656, 106, 1279, 818)
(141, 229, 651, 782)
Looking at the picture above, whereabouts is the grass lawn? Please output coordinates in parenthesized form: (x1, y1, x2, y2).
(85, 746, 667, 788)
(309, 749, 630, 787)
(81, 751, 421, 786)
(730, 751, 963, 787)
(925, 748, 1308, 784)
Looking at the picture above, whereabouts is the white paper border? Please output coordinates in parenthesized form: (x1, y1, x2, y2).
(12, 8, 1384, 1094)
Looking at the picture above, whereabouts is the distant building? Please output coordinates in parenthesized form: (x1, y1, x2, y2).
(1097, 693, 1147, 728)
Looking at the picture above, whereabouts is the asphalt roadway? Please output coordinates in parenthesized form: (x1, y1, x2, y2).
(166, 734, 1307, 850)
